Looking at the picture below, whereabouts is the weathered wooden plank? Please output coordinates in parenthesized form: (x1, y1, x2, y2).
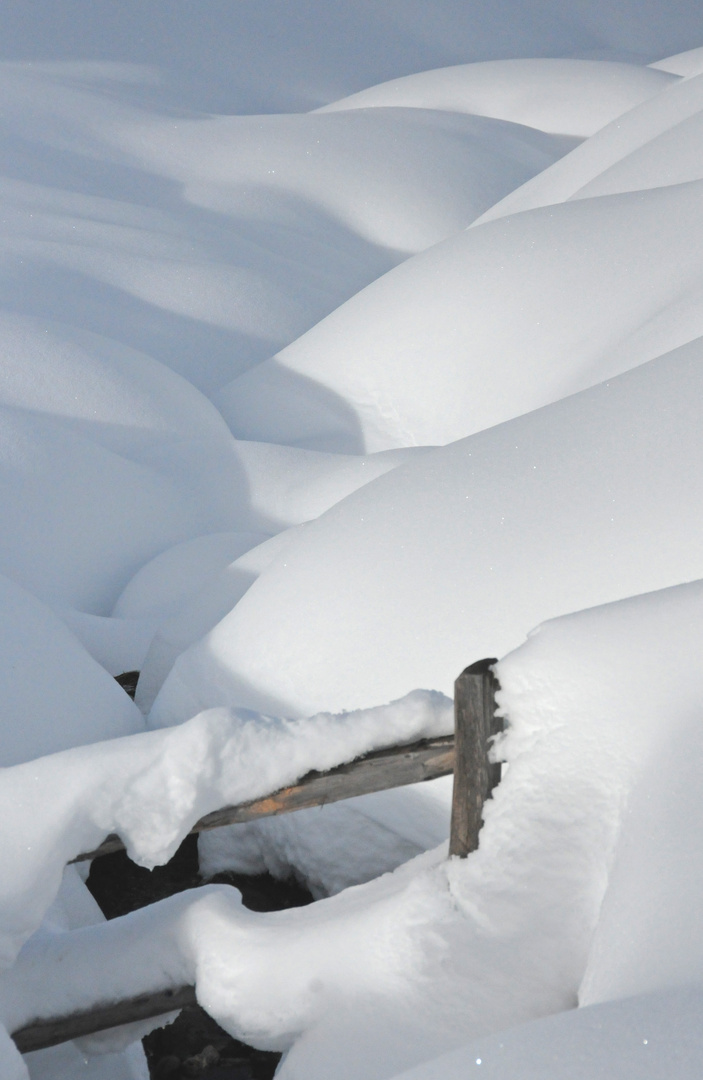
(449, 659, 502, 858)
(12, 984, 197, 1054)
(17, 663, 503, 1054)
(72, 735, 456, 863)
(18, 736, 455, 1054)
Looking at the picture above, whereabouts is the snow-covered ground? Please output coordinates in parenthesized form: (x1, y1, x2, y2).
(2, 2, 703, 1078)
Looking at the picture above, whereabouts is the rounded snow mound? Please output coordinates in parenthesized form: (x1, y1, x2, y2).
(0, 574, 142, 765)
(475, 70, 703, 223)
(0, 313, 244, 611)
(150, 338, 703, 722)
(218, 180, 703, 453)
(318, 59, 677, 138)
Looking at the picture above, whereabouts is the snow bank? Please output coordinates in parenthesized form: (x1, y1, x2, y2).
(0, 689, 450, 964)
(56, 608, 161, 677)
(127, 445, 435, 708)
(476, 70, 703, 223)
(110, 443, 427, 663)
(113, 108, 566, 256)
(6, 580, 703, 1080)
(210, 441, 433, 533)
(133, 532, 301, 713)
(112, 532, 271, 622)
(21, 868, 151, 1079)
(387, 986, 703, 1079)
(0, 314, 244, 612)
(319, 59, 676, 137)
(192, 580, 703, 1077)
(0, 687, 448, 1076)
(0, 65, 570, 394)
(219, 179, 703, 452)
(4, 7, 703, 1078)
(0, 574, 142, 765)
(579, 727, 703, 1004)
(651, 44, 703, 76)
(151, 339, 703, 723)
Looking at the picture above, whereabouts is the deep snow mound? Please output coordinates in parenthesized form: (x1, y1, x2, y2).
(0, 63, 570, 393)
(318, 59, 677, 137)
(476, 69, 703, 222)
(218, 180, 703, 453)
(0, 313, 244, 612)
(0, 574, 142, 766)
(150, 338, 703, 722)
(7, 579, 703, 1080)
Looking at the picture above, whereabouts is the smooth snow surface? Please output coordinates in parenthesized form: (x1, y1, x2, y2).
(112, 107, 568, 255)
(220, 180, 703, 452)
(650, 44, 703, 75)
(133, 445, 433, 708)
(0, 63, 570, 393)
(476, 69, 703, 223)
(388, 987, 703, 1079)
(133, 530, 302, 713)
(112, 532, 272, 621)
(151, 340, 703, 722)
(4, 5, 703, 1078)
(319, 59, 677, 137)
(0, 313, 243, 612)
(56, 608, 162, 678)
(0, 574, 143, 765)
(5, 583, 703, 1080)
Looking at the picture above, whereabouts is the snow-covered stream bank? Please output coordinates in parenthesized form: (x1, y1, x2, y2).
(2, 3, 703, 1077)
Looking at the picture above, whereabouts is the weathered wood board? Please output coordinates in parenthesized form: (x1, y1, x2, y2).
(73, 734, 455, 863)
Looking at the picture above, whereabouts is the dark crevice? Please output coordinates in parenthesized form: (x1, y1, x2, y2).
(114, 670, 140, 699)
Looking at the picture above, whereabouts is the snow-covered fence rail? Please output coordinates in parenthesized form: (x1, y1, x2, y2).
(71, 734, 457, 863)
(11, 661, 501, 1054)
(12, 987, 198, 1055)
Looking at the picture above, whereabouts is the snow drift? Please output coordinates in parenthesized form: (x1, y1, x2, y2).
(3, 6, 703, 1079)
(318, 59, 677, 137)
(4, 582, 703, 1080)
(151, 338, 703, 723)
(219, 179, 703, 452)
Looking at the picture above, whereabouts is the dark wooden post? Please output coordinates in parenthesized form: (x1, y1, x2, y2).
(449, 658, 502, 858)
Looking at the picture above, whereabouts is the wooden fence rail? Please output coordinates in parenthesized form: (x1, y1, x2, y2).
(72, 734, 457, 863)
(12, 987, 198, 1055)
(12, 660, 502, 1054)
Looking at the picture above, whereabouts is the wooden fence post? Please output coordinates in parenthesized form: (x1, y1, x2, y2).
(9, 687, 509, 1054)
(449, 658, 502, 858)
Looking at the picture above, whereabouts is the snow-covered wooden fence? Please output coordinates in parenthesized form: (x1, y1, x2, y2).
(71, 733, 457, 864)
(11, 661, 502, 1054)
